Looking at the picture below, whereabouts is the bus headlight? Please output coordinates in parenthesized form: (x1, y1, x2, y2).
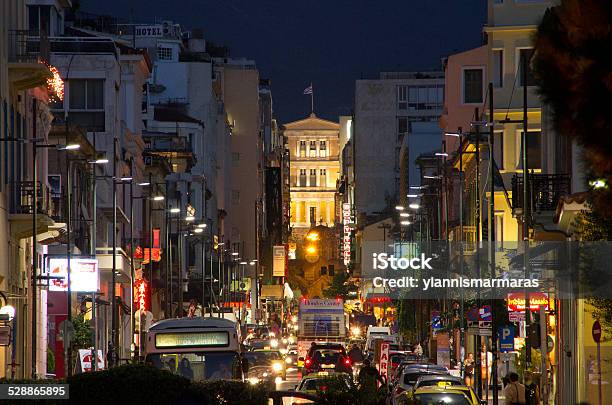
(248, 377, 260, 385)
(270, 339, 279, 348)
(272, 362, 283, 372)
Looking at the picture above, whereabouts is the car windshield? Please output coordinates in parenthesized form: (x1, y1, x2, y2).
(413, 392, 470, 404)
(404, 372, 426, 386)
(146, 352, 239, 381)
(245, 351, 281, 366)
(313, 350, 341, 364)
(300, 377, 350, 391)
(391, 354, 406, 364)
(418, 379, 463, 388)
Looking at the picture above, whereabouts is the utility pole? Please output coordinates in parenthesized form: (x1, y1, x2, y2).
(522, 53, 532, 368)
(474, 107, 482, 400)
(91, 133, 98, 371)
(488, 82, 499, 405)
(31, 99, 38, 379)
(66, 159, 73, 377)
(110, 136, 118, 367)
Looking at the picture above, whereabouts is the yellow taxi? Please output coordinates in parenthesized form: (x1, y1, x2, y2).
(398, 385, 483, 405)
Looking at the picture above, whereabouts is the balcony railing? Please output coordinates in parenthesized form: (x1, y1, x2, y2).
(8, 30, 50, 64)
(512, 174, 571, 213)
(9, 181, 58, 218)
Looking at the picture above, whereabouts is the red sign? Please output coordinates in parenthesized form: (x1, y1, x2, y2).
(506, 292, 549, 312)
(134, 279, 149, 312)
(139, 229, 162, 264)
(593, 320, 602, 343)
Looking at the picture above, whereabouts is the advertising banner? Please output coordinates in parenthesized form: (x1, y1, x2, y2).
(46, 258, 99, 292)
(273, 245, 286, 277)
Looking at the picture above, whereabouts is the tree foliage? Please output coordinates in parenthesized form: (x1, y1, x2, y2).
(322, 270, 358, 300)
(533, 0, 612, 209)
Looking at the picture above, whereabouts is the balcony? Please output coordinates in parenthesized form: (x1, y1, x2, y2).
(512, 174, 571, 230)
(9, 181, 58, 239)
(7, 30, 52, 91)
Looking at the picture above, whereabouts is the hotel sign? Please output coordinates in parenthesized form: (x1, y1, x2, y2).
(342, 203, 352, 266)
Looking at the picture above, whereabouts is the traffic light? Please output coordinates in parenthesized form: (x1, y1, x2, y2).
(528, 323, 541, 349)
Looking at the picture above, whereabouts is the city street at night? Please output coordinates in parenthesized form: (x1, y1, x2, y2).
(0, 0, 611, 404)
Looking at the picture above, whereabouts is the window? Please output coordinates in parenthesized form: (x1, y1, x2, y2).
(328, 264, 335, 276)
(309, 169, 317, 187)
(157, 47, 173, 61)
(232, 152, 240, 167)
(398, 117, 408, 140)
(407, 85, 444, 111)
(68, 79, 105, 131)
(309, 141, 317, 157)
(319, 140, 326, 157)
(28, 5, 51, 35)
(463, 68, 484, 104)
(299, 169, 306, 186)
(493, 50, 503, 88)
(299, 141, 306, 157)
(519, 131, 542, 169)
(493, 132, 504, 170)
(518, 48, 537, 87)
(397, 86, 408, 110)
(495, 212, 504, 248)
(320, 266, 327, 276)
(320, 169, 326, 187)
(309, 207, 316, 225)
(232, 190, 240, 205)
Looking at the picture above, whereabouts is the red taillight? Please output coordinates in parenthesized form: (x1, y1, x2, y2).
(344, 358, 351, 366)
(305, 357, 312, 366)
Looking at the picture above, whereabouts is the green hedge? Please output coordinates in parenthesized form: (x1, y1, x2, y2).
(0, 364, 271, 405)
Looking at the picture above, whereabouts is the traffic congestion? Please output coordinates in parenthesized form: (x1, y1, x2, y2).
(140, 298, 489, 404)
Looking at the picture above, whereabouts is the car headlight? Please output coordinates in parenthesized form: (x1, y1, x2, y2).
(275, 376, 283, 384)
(280, 348, 288, 355)
(285, 357, 293, 364)
(272, 362, 283, 372)
(248, 377, 260, 385)
(263, 372, 268, 377)
(270, 339, 279, 348)
(269, 331, 276, 337)
(288, 336, 295, 344)
(282, 338, 288, 345)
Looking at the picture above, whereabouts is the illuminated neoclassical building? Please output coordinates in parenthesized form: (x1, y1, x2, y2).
(283, 113, 340, 238)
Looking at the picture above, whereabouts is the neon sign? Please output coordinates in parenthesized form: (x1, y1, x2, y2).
(134, 279, 149, 312)
(342, 203, 352, 266)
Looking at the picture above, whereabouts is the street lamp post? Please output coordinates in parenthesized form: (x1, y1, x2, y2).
(1, 125, 80, 378)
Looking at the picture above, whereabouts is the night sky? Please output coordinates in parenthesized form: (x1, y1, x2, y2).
(82, 0, 486, 124)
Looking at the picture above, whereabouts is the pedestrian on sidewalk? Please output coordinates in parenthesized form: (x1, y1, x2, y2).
(464, 352, 475, 387)
(503, 372, 526, 405)
(524, 372, 540, 405)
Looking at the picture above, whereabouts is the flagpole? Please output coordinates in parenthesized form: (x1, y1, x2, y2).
(310, 82, 314, 114)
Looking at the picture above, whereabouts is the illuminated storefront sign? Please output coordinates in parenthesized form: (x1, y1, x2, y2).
(507, 292, 549, 312)
(46, 258, 99, 292)
(155, 331, 230, 348)
(134, 279, 150, 312)
(342, 203, 352, 266)
(136, 228, 162, 264)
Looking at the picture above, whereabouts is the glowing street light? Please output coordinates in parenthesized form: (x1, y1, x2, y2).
(306, 245, 317, 255)
(306, 231, 319, 241)
(395, 205, 405, 211)
(409, 203, 420, 210)
(400, 212, 410, 217)
(152, 195, 165, 201)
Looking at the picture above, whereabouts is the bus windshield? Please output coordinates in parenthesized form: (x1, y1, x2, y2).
(146, 352, 240, 381)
